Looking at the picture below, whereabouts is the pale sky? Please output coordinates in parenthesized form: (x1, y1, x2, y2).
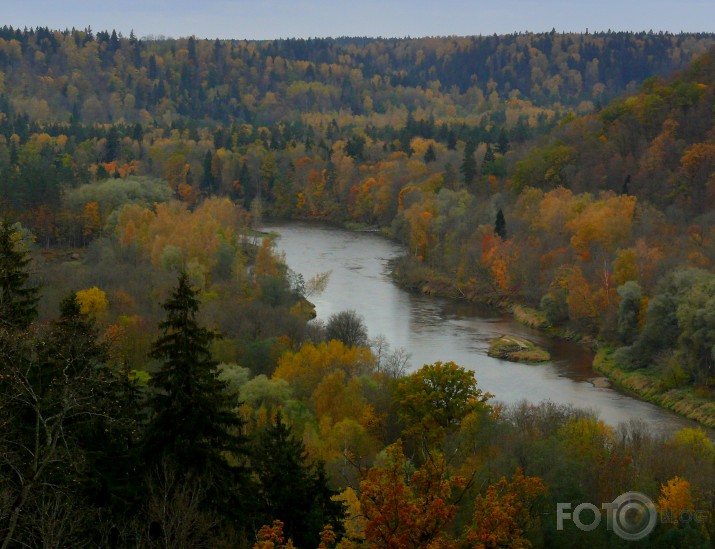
(4, 0, 715, 40)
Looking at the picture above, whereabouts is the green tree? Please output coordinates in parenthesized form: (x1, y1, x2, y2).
(496, 128, 510, 154)
(144, 273, 248, 518)
(0, 220, 39, 331)
(617, 281, 642, 344)
(540, 290, 569, 326)
(45, 295, 146, 532)
(44, 293, 109, 375)
(675, 273, 715, 384)
(460, 140, 478, 187)
(396, 361, 492, 445)
(424, 143, 437, 163)
(495, 208, 507, 239)
(628, 292, 679, 368)
(251, 411, 345, 548)
(0, 293, 131, 548)
(201, 150, 216, 194)
(481, 143, 496, 177)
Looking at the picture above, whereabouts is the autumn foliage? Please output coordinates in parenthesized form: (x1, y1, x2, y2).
(358, 442, 463, 548)
(464, 469, 546, 549)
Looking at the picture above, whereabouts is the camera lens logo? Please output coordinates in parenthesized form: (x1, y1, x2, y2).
(604, 492, 658, 541)
(558, 491, 658, 541)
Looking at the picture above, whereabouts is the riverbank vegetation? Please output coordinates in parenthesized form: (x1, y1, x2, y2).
(2, 25, 715, 546)
(595, 348, 715, 428)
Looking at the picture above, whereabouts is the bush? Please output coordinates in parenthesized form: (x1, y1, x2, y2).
(540, 290, 568, 325)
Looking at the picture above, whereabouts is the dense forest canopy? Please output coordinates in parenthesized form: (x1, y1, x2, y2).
(0, 27, 713, 127)
(2, 24, 715, 548)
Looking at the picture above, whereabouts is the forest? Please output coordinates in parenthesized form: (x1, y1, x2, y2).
(1, 25, 715, 547)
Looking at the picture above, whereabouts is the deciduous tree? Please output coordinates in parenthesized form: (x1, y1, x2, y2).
(359, 441, 462, 548)
(463, 468, 546, 549)
(396, 361, 492, 444)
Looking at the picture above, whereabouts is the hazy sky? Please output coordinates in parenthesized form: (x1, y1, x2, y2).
(4, 1, 715, 40)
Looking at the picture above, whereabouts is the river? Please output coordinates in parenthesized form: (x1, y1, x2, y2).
(263, 220, 707, 436)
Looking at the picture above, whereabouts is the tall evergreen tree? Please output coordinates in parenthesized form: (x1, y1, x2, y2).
(144, 273, 249, 526)
(460, 140, 477, 187)
(45, 293, 109, 374)
(495, 208, 507, 239)
(622, 174, 631, 195)
(446, 129, 457, 150)
(1, 294, 133, 548)
(0, 220, 39, 331)
(201, 150, 216, 194)
(423, 143, 437, 163)
(46, 294, 143, 520)
(481, 143, 496, 177)
(145, 273, 245, 469)
(251, 411, 345, 548)
(496, 127, 510, 154)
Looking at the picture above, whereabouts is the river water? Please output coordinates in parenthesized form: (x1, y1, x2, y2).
(264, 221, 707, 436)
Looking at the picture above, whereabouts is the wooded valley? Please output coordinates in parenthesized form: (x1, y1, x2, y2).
(1, 26, 715, 547)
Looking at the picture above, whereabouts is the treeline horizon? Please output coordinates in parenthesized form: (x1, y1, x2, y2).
(0, 26, 713, 128)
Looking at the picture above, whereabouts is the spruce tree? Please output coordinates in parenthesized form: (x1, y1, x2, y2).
(481, 143, 496, 177)
(622, 174, 631, 195)
(144, 273, 249, 522)
(46, 293, 109, 375)
(496, 127, 510, 154)
(1, 294, 135, 546)
(201, 150, 215, 194)
(446, 129, 457, 150)
(423, 143, 436, 163)
(252, 411, 345, 547)
(495, 208, 507, 239)
(460, 140, 477, 187)
(0, 220, 39, 331)
(46, 294, 143, 518)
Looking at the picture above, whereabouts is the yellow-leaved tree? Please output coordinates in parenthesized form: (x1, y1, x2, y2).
(273, 340, 373, 399)
(658, 476, 694, 525)
(75, 286, 109, 318)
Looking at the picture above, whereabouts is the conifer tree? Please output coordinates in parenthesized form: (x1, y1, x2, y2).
(460, 140, 477, 187)
(0, 293, 130, 547)
(252, 411, 345, 548)
(46, 294, 143, 519)
(496, 127, 510, 154)
(201, 150, 215, 194)
(145, 273, 246, 474)
(0, 220, 39, 331)
(495, 208, 507, 239)
(423, 143, 437, 163)
(45, 293, 109, 375)
(481, 143, 496, 177)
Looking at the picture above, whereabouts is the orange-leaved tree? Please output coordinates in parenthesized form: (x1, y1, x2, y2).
(463, 468, 546, 549)
(359, 441, 463, 548)
(658, 476, 694, 525)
